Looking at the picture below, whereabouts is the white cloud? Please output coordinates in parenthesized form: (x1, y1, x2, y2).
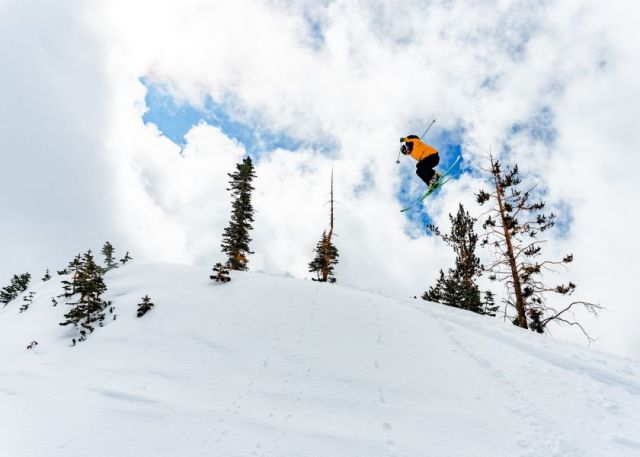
(2, 0, 639, 358)
(0, 1, 118, 274)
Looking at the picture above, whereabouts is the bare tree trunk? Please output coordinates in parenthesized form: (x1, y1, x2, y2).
(322, 168, 335, 282)
(492, 161, 528, 329)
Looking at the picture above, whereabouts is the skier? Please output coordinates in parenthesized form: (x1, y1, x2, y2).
(399, 135, 441, 186)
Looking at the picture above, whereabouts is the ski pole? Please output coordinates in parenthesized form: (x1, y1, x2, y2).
(420, 119, 436, 139)
(396, 119, 437, 164)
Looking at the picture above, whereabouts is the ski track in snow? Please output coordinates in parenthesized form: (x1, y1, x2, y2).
(205, 286, 314, 456)
(259, 290, 304, 456)
(421, 303, 640, 397)
(371, 297, 397, 457)
(434, 317, 577, 456)
(412, 302, 640, 456)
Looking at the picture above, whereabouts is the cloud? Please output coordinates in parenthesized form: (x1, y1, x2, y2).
(1, 0, 639, 358)
(0, 1, 118, 275)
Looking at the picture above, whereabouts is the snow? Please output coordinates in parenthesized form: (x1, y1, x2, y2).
(1, 262, 639, 456)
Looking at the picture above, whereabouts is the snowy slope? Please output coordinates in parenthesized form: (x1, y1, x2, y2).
(1, 262, 639, 457)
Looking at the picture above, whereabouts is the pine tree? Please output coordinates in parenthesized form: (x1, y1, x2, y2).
(0, 273, 31, 306)
(476, 156, 601, 338)
(101, 241, 118, 271)
(482, 291, 499, 316)
(423, 204, 489, 314)
(136, 295, 154, 317)
(221, 157, 257, 271)
(60, 255, 82, 298)
(42, 269, 51, 282)
(309, 232, 339, 283)
(19, 291, 35, 313)
(423, 269, 460, 308)
(422, 269, 446, 303)
(308, 169, 339, 283)
(120, 251, 132, 265)
(59, 250, 112, 343)
(210, 263, 231, 283)
(15, 273, 30, 293)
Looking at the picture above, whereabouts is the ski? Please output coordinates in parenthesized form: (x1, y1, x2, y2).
(400, 155, 461, 212)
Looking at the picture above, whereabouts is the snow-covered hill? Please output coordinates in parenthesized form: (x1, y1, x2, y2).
(1, 262, 639, 457)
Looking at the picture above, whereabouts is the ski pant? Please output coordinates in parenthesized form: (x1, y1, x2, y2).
(416, 153, 440, 185)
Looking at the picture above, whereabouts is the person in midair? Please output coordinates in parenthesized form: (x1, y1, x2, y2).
(399, 135, 441, 186)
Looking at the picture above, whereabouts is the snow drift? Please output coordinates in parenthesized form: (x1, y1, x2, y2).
(1, 262, 639, 457)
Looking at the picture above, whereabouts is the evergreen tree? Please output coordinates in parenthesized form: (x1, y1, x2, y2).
(19, 291, 35, 313)
(0, 273, 31, 306)
(120, 251, 132, 265)
(309, 231, 339, 283)
(59, 251, 112, 343)
(476, 156, 601, 338)
(221, 157, 256, 271)
(308, 168, 339, 283)
(210, 263, 231, 283)
(423, 204, 490, 314)
(422, 269, 445, 303)
(482, 291, 499, 317)
(42, 269, 51, 282)
(15, 273, 30, 293)
(60, 255, 82, 298)
(101, 241, 118, 271)
(136, 295, 154, 317)
(423, 269, 459, 308)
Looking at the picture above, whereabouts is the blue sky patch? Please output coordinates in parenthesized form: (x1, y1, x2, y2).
(303, 12, 326, 50)
(397, 126, 466, 232)
(141, 78, 306, 155)
(509, 105, 557, 146)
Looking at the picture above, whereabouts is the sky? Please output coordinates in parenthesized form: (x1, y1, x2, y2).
(1, 0, 639, 359)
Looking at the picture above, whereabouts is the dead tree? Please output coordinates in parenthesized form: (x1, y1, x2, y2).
(476, 155, 601, 339)
(309, 168, 339, 282)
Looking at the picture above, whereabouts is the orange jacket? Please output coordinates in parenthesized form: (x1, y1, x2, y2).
(401, 136, 438, 162)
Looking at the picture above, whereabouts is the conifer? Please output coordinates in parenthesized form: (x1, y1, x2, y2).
(309, 231, 339, 283)
(120, 251, 132, 265)
(136, 295, 154, 317)
(15, 273, 30, 293)
(0, 273, 31, 306)
(101, 241, 118, 271)
(423, 204, 490, 314)
(210, 263, 231, 283)
(60, 255, 82, 298)
(19, 291, 35, 313)
(308, 169, 339, 283)
(482, 291, 499, 317)
(221, 157, 256, 271)
(59, 250, 112, 343)
(422, 270, 446, 304)
(42, 269, 51, 281)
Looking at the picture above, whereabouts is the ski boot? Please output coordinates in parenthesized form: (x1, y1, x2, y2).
(428, 171, 442, 188)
